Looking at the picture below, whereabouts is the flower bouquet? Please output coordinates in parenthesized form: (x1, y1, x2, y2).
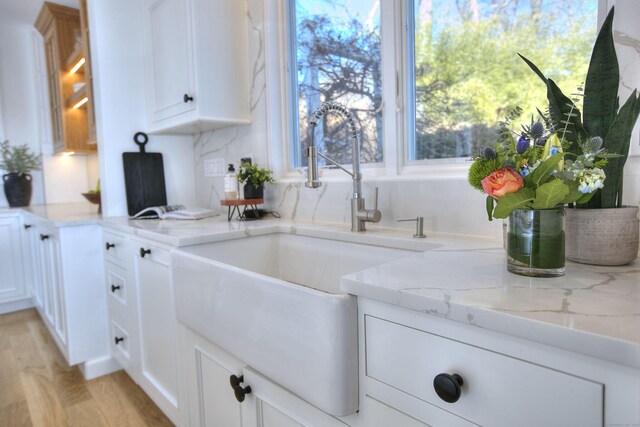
(468, 110, 615, 276)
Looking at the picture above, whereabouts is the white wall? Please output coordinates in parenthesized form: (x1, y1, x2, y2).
(89, 0, 196, 217)
(0, 22, 45, 207)
(192, 0, 640, 238)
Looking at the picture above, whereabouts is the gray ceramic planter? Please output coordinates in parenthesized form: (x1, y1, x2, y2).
(565, 206, 639, 265)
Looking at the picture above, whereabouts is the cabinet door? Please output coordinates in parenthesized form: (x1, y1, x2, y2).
(135, 242, 179, 419)
(37, 226, 66, 346)
(180, 324, 246, 427)
(241, 368, 348, 427)
(145, 0, 195, 123)
(0, 216, 27, 303)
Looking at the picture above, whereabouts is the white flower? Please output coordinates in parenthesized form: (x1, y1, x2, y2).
(578, 168, 606, 194)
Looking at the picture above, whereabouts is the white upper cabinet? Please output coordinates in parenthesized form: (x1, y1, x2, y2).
(143, 0, 250, 134)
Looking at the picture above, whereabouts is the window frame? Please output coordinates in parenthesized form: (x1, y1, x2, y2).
(275, 0, 607, 180)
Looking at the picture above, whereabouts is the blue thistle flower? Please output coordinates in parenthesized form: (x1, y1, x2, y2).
(530, 121, 544, 139)
(481, 146, 496, 159)
(535, 137, 546, 146)
(585, 136, 603, 153)
(516, 136, 530, 154)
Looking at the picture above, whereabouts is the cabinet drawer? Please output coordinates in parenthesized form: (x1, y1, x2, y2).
(134, 240, 170, 266)
(110, 316, 133, 371)
(103, 231, 129, 265)
(365, 316, 603, 427)
(105, 261, 130, 311)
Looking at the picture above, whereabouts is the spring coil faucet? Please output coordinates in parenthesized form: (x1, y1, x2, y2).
(306, 101, 381, 232)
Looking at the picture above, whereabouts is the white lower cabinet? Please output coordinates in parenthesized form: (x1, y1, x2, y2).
(180, 324, 347, 427)
(24, 215, 111, 376)
(133, 237, 181, 424)
(0, 213, 29, 307)
(359, 298, 640, 427)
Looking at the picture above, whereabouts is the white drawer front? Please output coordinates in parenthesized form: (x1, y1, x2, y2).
(365, 316, 603, 427)
(110, 317, 132, 369)
(103, 231, 129, 265)
(106, 262, 129, 310)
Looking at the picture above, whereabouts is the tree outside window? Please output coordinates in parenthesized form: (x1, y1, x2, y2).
(411, 0, 598, 161)
(291, 0, 382, 168)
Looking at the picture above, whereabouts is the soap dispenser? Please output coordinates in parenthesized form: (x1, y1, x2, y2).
(224, 164, 239, 200)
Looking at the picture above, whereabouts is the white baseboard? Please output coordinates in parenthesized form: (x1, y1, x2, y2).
(0, 297, 35, 315)
(79, 355, 122, 380)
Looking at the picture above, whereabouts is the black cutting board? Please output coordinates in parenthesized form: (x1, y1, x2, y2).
(123, 132, 167, 216)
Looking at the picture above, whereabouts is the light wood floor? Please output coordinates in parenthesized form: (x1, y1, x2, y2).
(0, 309, 173, 427)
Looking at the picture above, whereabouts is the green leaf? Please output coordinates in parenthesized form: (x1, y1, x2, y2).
(562, 181, 585, 204)
(518, 54, 587, 146)
(598, 90, 640, 208)
(486, 196, 494, 221)
(532, 179, 570, 209)
(493, 188, 535, 219)
(576, 190, 598, 205)
(526, 153, 564, 188)
(583, 7, 619, 139)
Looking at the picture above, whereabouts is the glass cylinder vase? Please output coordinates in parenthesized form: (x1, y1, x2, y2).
(506, 207, 565, 277)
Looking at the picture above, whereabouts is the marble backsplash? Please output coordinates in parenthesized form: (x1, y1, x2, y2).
(192, 0, 640, 239)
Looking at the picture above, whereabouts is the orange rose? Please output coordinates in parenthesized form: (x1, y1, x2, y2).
(481, 168, 524, 200)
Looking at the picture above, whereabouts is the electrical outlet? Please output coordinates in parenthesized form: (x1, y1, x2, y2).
(204, 158, 225, 177)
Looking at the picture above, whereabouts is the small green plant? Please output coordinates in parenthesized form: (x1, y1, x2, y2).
(237, 163, 275, 188)
(0, 140, 42, 176)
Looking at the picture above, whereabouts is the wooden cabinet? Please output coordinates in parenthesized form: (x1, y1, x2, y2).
(359, 298, 640, 427)
(35, 2, 96, 154)
(0, 214, 29, 307)
(143, 0, 250, 134)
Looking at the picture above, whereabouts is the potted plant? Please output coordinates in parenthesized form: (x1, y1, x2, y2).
(237, 163, 275, 199)
(519, 7, 640, 265)
(0, 140, 42, 207)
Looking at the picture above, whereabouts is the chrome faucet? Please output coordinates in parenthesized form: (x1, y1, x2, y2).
(305, 101, 381, 232)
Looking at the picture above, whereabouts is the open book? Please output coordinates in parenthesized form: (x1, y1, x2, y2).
(132, 204, 218, 220)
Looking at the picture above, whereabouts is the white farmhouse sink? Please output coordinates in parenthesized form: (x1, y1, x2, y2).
(172, 232, 425, 416)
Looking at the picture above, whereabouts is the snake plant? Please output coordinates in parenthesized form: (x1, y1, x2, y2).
(519, 7, 640, 208)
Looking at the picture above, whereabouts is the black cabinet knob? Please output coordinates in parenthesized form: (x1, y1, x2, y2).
(40, 234, 50, 241)
(105, 242, 115, 250)
(433, 373, 464, 403)
(114, 336, 124, 345)
(24, 224, 32, 230)
(229, 374, 251, 402)
(183, 93, 194, 103)
(140, 247, 151, 258)
(111, 284, 121, 293)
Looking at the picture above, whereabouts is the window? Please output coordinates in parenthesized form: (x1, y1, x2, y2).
(286, 0, 600, 169)
(288, 0, 382, 168)
(408, 0, 599, 162)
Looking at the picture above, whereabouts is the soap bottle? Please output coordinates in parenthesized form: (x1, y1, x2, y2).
(224, 164, 239, 200)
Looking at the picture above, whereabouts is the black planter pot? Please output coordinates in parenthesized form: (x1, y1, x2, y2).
(243, 183, 264, 199)
(3, 173, 33, 207)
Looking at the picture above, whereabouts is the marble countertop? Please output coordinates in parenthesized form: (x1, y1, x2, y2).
(8, 203, 639, 369)
(341, 246, 640, 370)
(0, 203, 102, 227)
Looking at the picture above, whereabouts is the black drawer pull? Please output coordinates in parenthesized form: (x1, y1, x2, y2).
(40, 234, 50, 241)
(140, 247, 151, 258)
(105, 242, 115, 250)
(111, 284, 121, 293)
(183, 93, 194, 103)
(114, 336, 124, 345)
(434, 373, 464, 403)
(24, 224, 32, 229)
(229, 374, 251, 402)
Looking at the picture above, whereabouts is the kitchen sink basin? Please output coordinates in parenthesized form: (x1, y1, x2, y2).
(171, 231, 424, 416)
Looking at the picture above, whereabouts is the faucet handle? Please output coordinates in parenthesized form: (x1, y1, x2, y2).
(398, 216, 427, 239)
